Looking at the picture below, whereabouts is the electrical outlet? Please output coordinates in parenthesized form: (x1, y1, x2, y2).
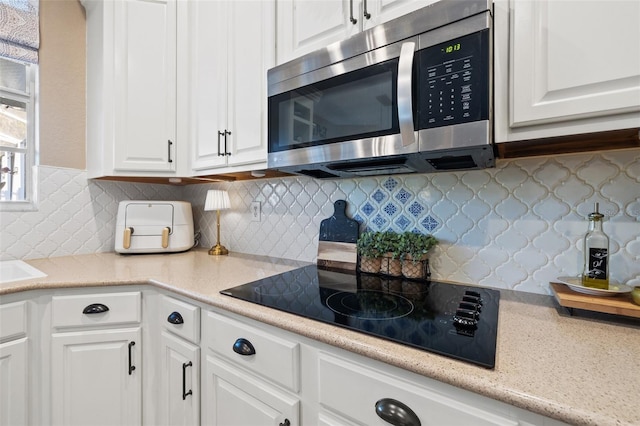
(250, 201, 261, 222)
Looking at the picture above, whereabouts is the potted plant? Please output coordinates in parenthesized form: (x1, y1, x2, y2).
(379, 231, 403, 277)
(399, 231, 437, 280)
(356, 231, 382, 274)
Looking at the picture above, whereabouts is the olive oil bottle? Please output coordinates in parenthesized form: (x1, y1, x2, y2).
(582, 203, 609, 289)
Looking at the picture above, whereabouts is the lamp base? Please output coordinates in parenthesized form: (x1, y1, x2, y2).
(208, 244, 229, 256)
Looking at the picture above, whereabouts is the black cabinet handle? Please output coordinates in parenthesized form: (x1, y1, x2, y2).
(363, 0, 371, 19)
(167, 139, 173, 163)
(82, 303, 109, 314)
(218, 131, 224, 156)
(349, 0, 357, 24)
(232, 338, 256, 356)
(375, 398, 421, 426)
(182, 361, 193, 400)
(224, 130, 231, 156)
(279, 420, 290, 426)
(128, 341, 136, 375)
(167, 311, 184, 325)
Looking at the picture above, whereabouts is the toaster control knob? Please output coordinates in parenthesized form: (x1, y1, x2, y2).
(123, 227, 134, 249)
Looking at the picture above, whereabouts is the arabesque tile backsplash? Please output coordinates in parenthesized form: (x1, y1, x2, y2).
(1, 149, 639, 295)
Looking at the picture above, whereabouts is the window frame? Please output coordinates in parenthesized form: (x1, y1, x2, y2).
(0, 58, 38, 211)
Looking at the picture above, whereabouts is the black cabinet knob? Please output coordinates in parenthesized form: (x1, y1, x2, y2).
(167, 311, 184, 325)
(82, 303, 109, 314)
(375, 398, 421, 426)
(232, 338, 256, 356)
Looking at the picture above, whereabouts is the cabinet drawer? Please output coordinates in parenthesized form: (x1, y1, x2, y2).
(161, 295, 200, 344)
(318, 353, 518, 426)
(204, 311, 300, 392)
(0, 301, 27, 341)
(51, 291, 141, 329)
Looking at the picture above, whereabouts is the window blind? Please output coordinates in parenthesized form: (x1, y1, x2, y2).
(0, 0, 39, 64)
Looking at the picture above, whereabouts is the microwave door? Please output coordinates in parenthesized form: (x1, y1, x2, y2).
(397, 41, 416, 148)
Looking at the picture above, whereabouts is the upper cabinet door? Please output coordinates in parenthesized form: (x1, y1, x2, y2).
(276, 0, 360, 64)
(113, 0, 177, 172)
(188, 0, 229, 172)
(227, 0, 275, 166)
(509, 0, 640, 128)
(362, 0, 437, 30)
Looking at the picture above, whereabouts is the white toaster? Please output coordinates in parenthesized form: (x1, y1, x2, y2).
(115, 201, 194, 254)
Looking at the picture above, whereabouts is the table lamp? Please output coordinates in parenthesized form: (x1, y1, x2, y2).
(204, 189, 230, 255)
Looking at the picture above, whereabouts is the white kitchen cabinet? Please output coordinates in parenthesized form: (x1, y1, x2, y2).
(203, 355, 300, 426)
(158, 295, 201, 426)
(494, 0, 640, 143)
(276, 0, 435, 64)
(318, 352, 521, 426)
(50, 290, 143, 426)
(83, 0, 182, 178)
(160, 331, 200, 426)
(201, 309, 300, 425)
(188, 0, 275, 174)
(0, 300, 28, 426)
(51, 327, 142, 426)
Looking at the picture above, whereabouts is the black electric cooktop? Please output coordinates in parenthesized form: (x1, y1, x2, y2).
(221, 265, 500, 368)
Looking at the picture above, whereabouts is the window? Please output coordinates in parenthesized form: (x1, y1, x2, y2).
(0, 0, 40, 210)
(0, 57, 37, 208)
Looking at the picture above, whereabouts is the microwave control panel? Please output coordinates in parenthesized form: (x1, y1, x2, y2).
(416, 30, 490, 130)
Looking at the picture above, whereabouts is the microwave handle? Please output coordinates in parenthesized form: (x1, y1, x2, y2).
(397, 42, 416, 147)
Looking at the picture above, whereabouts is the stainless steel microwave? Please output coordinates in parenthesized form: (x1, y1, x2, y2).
(267, 0, 494, 179)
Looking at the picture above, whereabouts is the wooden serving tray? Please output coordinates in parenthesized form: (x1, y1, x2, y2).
(550, 282, 640, 319)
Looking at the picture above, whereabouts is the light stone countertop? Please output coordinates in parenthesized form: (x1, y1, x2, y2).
(1, 249, 639, 426)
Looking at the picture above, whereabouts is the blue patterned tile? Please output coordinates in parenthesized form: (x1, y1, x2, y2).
(353, 213, 364, 224)
(408, 202, 424, 217)
(395, 215, 411, 230)
(421, 215, 439, 232)
(372, 214, 388, 230)
(361, 202, 375, 216)
(411, 228, 421, 234)
(383, 203, 398, 216)
(372, 189, 386, 204)
(383, 177, 398, 191)
(395, 188, 412, 204)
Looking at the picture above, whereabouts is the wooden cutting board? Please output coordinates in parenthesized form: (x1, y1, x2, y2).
(317, 200, 359, 271)
(550, 282, 640, 318)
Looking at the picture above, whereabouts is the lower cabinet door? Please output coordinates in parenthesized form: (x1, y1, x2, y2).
(202, 355, 299, 426)
(0, 337, 28, 426)
(51, 327, 142, 426)
(160, 331, 200, 425)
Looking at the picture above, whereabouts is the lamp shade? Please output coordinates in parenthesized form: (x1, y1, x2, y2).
(204, 189, 230, 211)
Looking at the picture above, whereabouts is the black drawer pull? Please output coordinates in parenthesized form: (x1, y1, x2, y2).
(375, 398, 421, 426)
(167, 311, 184, 325)
(82, 303, 109, 314)
(128, 341, 136, 375)
(279, 420, 290, 426)
(232, 338, 256, 356)
(182, 361, 193, 400)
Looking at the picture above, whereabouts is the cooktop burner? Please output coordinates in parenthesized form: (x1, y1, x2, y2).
(220, 265, 500, 368)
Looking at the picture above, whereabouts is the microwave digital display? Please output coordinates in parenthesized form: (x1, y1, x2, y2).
(416, 30, 490, 130)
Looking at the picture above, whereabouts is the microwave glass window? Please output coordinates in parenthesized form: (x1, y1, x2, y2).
(269, 59, 399, 152)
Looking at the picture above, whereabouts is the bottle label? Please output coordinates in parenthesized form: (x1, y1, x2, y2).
(586, 248, 608, 280)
